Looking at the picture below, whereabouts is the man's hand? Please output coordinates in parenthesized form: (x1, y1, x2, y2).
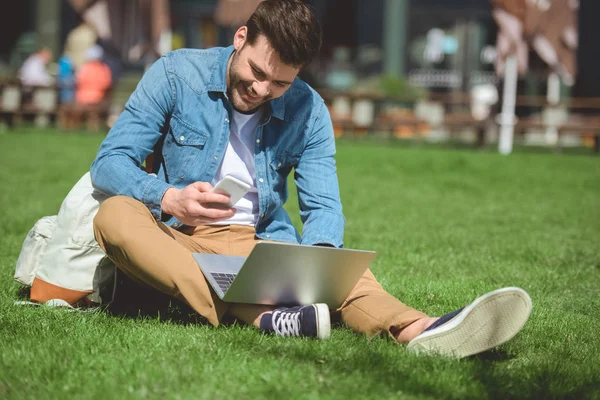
(161, 182, 236, 226)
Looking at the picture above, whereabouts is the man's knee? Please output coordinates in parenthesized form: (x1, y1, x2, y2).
(94, 196, 149, 246)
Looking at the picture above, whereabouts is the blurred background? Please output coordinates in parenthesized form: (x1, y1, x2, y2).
(0, 0, 598, 154)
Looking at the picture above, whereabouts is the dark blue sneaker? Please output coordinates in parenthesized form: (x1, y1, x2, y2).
(270, 303, 331, 339)
(407, 287, 532, 358)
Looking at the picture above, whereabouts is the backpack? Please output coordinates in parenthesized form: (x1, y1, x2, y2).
(14, 172, 116, 305)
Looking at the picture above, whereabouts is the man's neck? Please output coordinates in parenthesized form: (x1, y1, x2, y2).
(231, 104, 263, 116)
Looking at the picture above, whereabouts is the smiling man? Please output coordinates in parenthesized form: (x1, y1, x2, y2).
(89, 0, 531, 358)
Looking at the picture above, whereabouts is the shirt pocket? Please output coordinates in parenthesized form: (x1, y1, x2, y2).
(163, 115, 211, 180)
(269, 152, 301, 195)
(270, 152, 300, 173)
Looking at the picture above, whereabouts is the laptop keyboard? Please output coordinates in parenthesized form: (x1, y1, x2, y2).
(210, 272, 237, 293)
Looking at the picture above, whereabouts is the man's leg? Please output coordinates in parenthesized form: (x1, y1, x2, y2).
(94, 205, 323, 337)
(93, 196, 230, 326)
(337, 270, 432, 342)
(338, 272, 532, 357)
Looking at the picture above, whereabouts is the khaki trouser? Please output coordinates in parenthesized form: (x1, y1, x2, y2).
(93, 196, 427, 338)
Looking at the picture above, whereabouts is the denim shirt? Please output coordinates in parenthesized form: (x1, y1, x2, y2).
(90, 46, 345, 247)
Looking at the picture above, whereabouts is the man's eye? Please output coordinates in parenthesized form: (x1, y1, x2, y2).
(251, 67, 262, 77)
(275, 82, 288, 87)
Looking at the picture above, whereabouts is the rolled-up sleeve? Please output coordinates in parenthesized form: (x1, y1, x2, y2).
(294, 102, 345, 247)
(90, 56, 175, 219)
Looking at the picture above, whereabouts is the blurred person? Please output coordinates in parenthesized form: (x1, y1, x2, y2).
(83, 0, 530, 358)
(57, 53, 76, 104)
(58, 45, 112, 131)
(75, 45, 112, 105)
(64, 21, 98, 71)
(18, 47, 53, 88)
(18, 47, 54, 112)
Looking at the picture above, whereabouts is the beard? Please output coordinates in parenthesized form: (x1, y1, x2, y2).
(227, 52, 271, 113)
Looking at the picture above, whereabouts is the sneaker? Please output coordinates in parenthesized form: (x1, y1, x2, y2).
(407, 287, 532, 358)
(269, 303, 331, 339)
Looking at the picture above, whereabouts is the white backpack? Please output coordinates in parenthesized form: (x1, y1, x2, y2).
(14, 172, 116, 305)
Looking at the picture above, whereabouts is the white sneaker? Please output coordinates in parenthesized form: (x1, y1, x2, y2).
(407, 287, 532, 358)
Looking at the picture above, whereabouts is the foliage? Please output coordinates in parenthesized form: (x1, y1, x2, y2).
(351, 74, 427, 101)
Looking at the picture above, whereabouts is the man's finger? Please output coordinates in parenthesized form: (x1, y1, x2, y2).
(201, 207, 236, 220)
(199, 191, 231, 204)
(191, 181, 213, 192)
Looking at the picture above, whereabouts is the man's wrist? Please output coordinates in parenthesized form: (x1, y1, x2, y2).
(161, 187, 178, 215)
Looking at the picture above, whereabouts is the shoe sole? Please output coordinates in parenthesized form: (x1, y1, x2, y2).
(314, 303, 331, 339)
(406, 287, 532, 358)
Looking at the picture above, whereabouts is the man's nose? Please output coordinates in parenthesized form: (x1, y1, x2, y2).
(252, 81, 270, 97)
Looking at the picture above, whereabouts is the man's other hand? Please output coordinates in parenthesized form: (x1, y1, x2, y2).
(161, 182, 236, 226)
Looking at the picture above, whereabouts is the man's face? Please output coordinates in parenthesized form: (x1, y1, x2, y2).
(227, 28, 300, 113)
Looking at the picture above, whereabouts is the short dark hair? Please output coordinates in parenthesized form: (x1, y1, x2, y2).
(245, 0, 322, 68)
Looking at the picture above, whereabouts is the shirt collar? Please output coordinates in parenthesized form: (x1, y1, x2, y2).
(208, 45, 286, 121)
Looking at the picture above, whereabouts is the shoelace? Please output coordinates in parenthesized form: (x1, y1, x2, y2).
(272, 309, 301, 336)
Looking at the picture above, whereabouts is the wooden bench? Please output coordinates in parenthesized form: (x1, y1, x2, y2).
(423, 92, 600, 153)
(0, 81, 58, 128)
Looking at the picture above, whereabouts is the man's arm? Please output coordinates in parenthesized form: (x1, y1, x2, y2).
(90, 55, 236, 226)
(90, 56, 175, 220)
(294, 102, 345, 248)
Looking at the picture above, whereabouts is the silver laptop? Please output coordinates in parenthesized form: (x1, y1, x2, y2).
(193, 241, 376, 308)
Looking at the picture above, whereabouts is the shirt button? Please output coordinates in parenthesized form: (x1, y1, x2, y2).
(277, 162, 282, 167)
(225, 118, 229, 123)
(266, 234, 270, 238)
(173, 223, 179, 228)
(213, 156, 218, 160)
(260, 213, 265, 218)
(258, 178, 264, 183)
(179, 136, 185, 141)
(256, 139, 260, 143)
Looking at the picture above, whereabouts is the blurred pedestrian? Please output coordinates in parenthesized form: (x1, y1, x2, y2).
(75, 45, 112, 105)
(64, 21, 98, 71)
(18, 47, 53, 88)
(57, 53, 76, 104)
(59, 45, 112, 131)
(18, 46, 54, 111)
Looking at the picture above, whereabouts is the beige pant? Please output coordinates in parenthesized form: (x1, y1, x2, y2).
(93, 196, 427, 338)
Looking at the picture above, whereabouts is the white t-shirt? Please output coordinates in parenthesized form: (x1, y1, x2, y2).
(210, 108, 263, 226)
(19, 54, 52, 87)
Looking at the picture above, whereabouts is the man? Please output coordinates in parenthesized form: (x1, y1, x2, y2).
(90, 0, 532, 357)
(19, 47, 53, 88)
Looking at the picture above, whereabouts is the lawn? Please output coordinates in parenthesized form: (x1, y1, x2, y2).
(1, 129, 599, 399)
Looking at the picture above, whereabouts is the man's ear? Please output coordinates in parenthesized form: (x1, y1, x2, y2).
(233, 26, 248, 51)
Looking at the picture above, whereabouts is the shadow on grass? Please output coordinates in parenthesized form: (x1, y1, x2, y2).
(473, 349, 514, 362)
(103, 273, 212, 326)
(469, 357, 600, 399)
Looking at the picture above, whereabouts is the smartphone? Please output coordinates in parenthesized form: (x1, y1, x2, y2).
(211, 175, 251, 207)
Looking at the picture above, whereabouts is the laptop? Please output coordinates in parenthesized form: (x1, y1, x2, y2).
(193, 241, 376, 309)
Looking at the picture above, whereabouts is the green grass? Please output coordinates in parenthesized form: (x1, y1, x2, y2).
(1, 129, 599, 399)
